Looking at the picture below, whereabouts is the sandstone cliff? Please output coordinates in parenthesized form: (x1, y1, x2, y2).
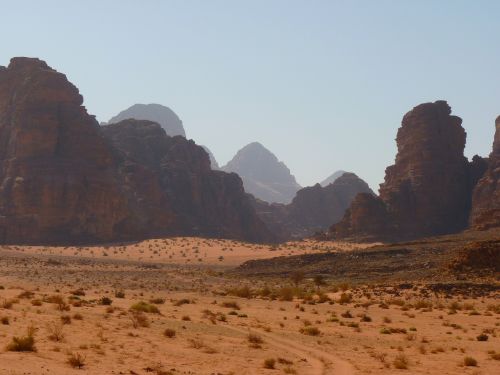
(0, 58, 274, 244)
(102, 120, 275, 242)
(470, 117, 500, 229)
(0, 57, 134, 243)
(330, 101, 488, 241)
(255, 173, 373, 238)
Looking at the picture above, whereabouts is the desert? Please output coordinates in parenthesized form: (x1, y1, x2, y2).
(1, 2, 499, 374)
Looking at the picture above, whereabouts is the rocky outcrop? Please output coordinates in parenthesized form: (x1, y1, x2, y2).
(102, 120, 274, 242)
(320, 170, 347, 187)
(108, 103, 186, 137)
(255, 173, 373, 238)
(222, 142, 301, 204)
(0, 57, 274, 244)
(0, 57, 135, 244)
(331, 101, 485, 241)
(201, 145, 220, 170)
(470, 117, 500, 229)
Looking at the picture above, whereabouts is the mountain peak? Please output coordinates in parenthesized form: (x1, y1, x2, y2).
(222, 142, 300, 204)
(107, 103, 186, 137)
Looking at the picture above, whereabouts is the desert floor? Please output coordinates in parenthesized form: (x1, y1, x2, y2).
(0, 238, 497, 375)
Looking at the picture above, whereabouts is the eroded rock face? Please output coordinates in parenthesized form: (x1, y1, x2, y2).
(0, 58, 274, 244)
(0, 57, 134, 244)
(379, 101, 471, 237)
(470, 117, 500, 229)
(102, 120, 275, 242)
(331, 101, 482, 241)
(255, 173, 373, 239)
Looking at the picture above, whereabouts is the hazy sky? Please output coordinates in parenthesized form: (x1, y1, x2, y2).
(2, 1, 499, 190)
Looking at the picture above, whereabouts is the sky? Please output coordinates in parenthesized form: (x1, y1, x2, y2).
(1, 0, 499, 190)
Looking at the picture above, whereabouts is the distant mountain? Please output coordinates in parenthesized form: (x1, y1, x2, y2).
(201, 146, 220, 170)
(222, 142, 301, 204)
(320, 170, 347, 186)
(254, 172, 374, 239)
(107, 103, 186, 137)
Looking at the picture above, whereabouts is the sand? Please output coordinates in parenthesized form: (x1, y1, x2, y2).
(0, 238, 497, 375)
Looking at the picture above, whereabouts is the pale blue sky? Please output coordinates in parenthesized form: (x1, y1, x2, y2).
(2, 1, 499, 190)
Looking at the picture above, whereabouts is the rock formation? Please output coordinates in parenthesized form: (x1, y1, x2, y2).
(320, 170, 347, 187)
(201, 145, 220, 170)
(0, 57, 134, 244)
(331, 101, 486, 241)
(470, 117, 500, 229)
(255, 173, 373, 238)
(108, 103, 186, 137)
(102, 120, 274, 242)
(222, 142, 301, 204)
(0, 57, 274, 244)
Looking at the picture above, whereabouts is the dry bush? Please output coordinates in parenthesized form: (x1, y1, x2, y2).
(393, 354, 408, 369)
(173, 298, 191, 306)
(263, 358, 276, 369)
(164, 328, 176, 338)
(130, 301, 160, 314)
(130, 311, 149, 328)
(299, 326, 320, 336)
(47, 321, 65, 342)
(149, 298, 165, 305)
(221, 301, 240, 310)
(73, 313, 83, 320)
(6, 325, 36, 352)
(463, 357, 477, 366)
(247, 333, 264, 348)
(67, 352, 86, 368)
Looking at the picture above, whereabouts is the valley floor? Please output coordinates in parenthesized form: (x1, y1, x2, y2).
(0, 237, 497, 375)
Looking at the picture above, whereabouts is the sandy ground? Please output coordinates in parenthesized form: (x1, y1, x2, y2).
(1, 238, 375, 266)
(0, 238, 497, 375)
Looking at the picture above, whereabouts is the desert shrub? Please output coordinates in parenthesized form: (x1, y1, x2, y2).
(300, 326, 320, 336)
(60, 315, 71, 325)
(164, 328, 176, 338)
(6, 325, 36, 352)
(44, 295, 70, 311)
(393, 354, 408, 369)
(227, 286, 252, 298)
(67, 352, 86, 368)
(72, 313, 83, 320)
(130, 311, 149, 328)
(18, 291, 35, 299)
(476, 333, 488, 341)
(149, 297, 165, 305)
(173, 298, 191, 307)
(221, 301, 240, 310)
(114, 290, 125, 298)
(338, 293, 352, 304)
(70, 289, 86, 296)
(279, 287, 294, 301)
(100, 297, 113, 306)
(1, 299, 14, 309)
(360, 314, 372, 322)
(130, 301, 160, 314)
(31, 299, 42, 306)
(247, 333, 264, 348)
(463, 357, 477, 366)
(341, 310, 353, 318)
(263, 358, 276, 369)
(47, 322, 65, 342)
(1, 316, 9, 325)
(181, 315, 191, 321)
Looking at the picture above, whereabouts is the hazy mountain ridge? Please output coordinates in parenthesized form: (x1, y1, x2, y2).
(222, 142, 301, 204)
